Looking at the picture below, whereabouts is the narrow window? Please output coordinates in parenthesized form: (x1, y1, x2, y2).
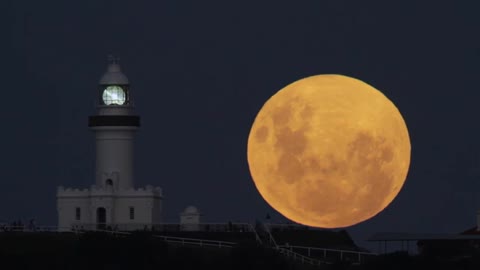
(75, 207, 81, 221)
(129, 207, 135, 220)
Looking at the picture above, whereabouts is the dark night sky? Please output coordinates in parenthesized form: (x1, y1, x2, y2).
(3, 0, 480, 250)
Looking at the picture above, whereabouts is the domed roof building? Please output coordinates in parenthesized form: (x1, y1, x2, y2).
(180, 205, 202, 231)
(183, 206, 200, 215)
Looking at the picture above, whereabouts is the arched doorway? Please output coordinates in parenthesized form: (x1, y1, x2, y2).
(96, 207, 106, 230)
(105, 179, 113, 187)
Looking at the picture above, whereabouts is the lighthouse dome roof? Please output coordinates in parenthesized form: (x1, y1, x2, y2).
(99, 56, 129, 85)
(183, 206, 200, 214)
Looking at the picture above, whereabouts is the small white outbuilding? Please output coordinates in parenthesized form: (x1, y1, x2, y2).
(180, 206, 202, 231)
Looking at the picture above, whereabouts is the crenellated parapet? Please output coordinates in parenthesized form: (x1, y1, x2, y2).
(118, 185, 163, 197)
(57, 185, 162, 198)
(89, 184, 116, 197)
(57, 186, 90, 197)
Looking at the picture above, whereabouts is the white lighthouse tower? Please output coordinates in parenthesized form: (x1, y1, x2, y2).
(57, 56, 163, 231)
(92, 55, 137, 190)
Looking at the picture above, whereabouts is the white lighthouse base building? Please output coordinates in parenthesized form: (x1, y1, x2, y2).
(57, 185, 162, 231)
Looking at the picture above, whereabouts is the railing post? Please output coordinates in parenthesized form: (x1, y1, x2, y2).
(324, 249, 326, 258)
(340, 251, 343, 261)
(308, 248, 310, 257)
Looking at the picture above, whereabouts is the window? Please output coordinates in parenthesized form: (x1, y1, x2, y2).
(75, 207, 81, 221)
(129, 207, 135, 220)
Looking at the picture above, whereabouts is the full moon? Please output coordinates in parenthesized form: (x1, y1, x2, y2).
(247, 74, 410, 228)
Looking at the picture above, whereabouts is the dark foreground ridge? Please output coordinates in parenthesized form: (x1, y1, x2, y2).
(0, 231, 305, 270)
(1, 231, 480, 270)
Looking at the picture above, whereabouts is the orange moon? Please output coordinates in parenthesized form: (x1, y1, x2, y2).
(247, 74, 410, 228)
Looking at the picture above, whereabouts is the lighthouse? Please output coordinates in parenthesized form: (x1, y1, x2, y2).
(57, 57, 163, 231)
(90, 56, 137, 191)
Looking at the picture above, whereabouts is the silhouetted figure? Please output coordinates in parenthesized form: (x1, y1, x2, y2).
(28, 219, 36, 231)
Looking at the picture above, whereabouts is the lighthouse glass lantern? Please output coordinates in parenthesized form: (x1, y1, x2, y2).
(98, 56, 130, 106)
(102, 85, 126, 105)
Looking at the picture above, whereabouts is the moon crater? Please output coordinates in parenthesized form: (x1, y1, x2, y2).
(247, 74, 410, 228)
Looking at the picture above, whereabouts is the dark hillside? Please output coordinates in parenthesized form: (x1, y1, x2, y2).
(0, 232, 295, 270)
